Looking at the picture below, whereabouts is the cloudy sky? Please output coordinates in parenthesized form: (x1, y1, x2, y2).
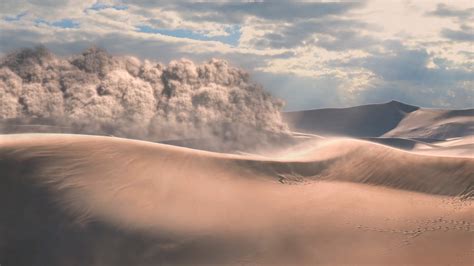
(1, 0, 473, 110)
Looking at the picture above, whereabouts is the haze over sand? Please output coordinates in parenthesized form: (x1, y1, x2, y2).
(1, 134, 473, 265)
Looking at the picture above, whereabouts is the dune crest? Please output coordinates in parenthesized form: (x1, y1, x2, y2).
(2, 134, 473, 198)
(284, 100, 474, 139)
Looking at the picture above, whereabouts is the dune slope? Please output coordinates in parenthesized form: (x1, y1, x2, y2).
(383, 108, 474, 139)
(0, 134, 473, 265)
(283, 100, 419, 137)
(284, 101, 474, 139)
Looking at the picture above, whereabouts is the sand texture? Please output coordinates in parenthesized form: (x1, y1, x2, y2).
(1, 133, 473, 265)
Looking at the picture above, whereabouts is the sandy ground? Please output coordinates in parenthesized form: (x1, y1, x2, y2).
(0, 133, 473, 265)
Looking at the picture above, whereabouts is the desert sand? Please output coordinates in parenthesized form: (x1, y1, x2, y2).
(1, 133, 473, 265)
(284, 101, 474, 158)
(284, 100, 473, 139)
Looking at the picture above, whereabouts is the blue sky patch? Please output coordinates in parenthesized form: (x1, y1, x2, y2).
(35, 18, 79, 29)
(52, 19, 80, 28)
(89, 2, 128, 11)
(136, 25, 241, 46)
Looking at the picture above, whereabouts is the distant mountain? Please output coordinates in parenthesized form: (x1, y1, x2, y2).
(283, 101, 474, 139)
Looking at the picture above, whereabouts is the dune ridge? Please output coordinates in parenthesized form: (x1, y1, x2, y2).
(1, 134, 473, 198)
(1, 133, 473, 265)
(284, 100, 474, 139)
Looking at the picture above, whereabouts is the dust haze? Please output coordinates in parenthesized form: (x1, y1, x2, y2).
(0, 46, 290, 151)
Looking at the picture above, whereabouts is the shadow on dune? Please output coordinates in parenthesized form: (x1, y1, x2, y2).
(283, 101, 419, 137)
(359, 137, 432, 150)
(0, 158, 264, 265)
(238, 148, 473, 198)
(1, 141, 291, 265)
(283, 100, 474, 140)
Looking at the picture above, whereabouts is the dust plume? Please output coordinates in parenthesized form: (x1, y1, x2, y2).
(0, 46, 290, 151)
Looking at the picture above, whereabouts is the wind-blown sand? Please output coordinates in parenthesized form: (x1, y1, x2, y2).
(1, 134, 473, 265)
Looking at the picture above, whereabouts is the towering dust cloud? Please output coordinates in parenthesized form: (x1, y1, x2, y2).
(0, 46, 290, 151)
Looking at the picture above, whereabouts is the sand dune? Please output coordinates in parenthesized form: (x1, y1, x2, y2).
(383, 108, 474, 139)
(411, 136, 474, 157)
(358, 137, 435, 150)
(1, 134, 473, 265)
(283, 100, 419, 137)
(284, 100, 474, 139)
(283, 101, 473, 157)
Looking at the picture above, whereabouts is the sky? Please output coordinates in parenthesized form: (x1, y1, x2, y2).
(0, 0, 473, 110)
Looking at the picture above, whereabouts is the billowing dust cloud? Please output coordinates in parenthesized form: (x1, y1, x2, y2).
(0, 46, 290, 151)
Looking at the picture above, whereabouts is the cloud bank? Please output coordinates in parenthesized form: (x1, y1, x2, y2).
(1, 1, 473, 109)
(0, 46, 290, 151)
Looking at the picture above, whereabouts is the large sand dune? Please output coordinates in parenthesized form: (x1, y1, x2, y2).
(1, 134, 473, 265)
(284, 100, 474, 139)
